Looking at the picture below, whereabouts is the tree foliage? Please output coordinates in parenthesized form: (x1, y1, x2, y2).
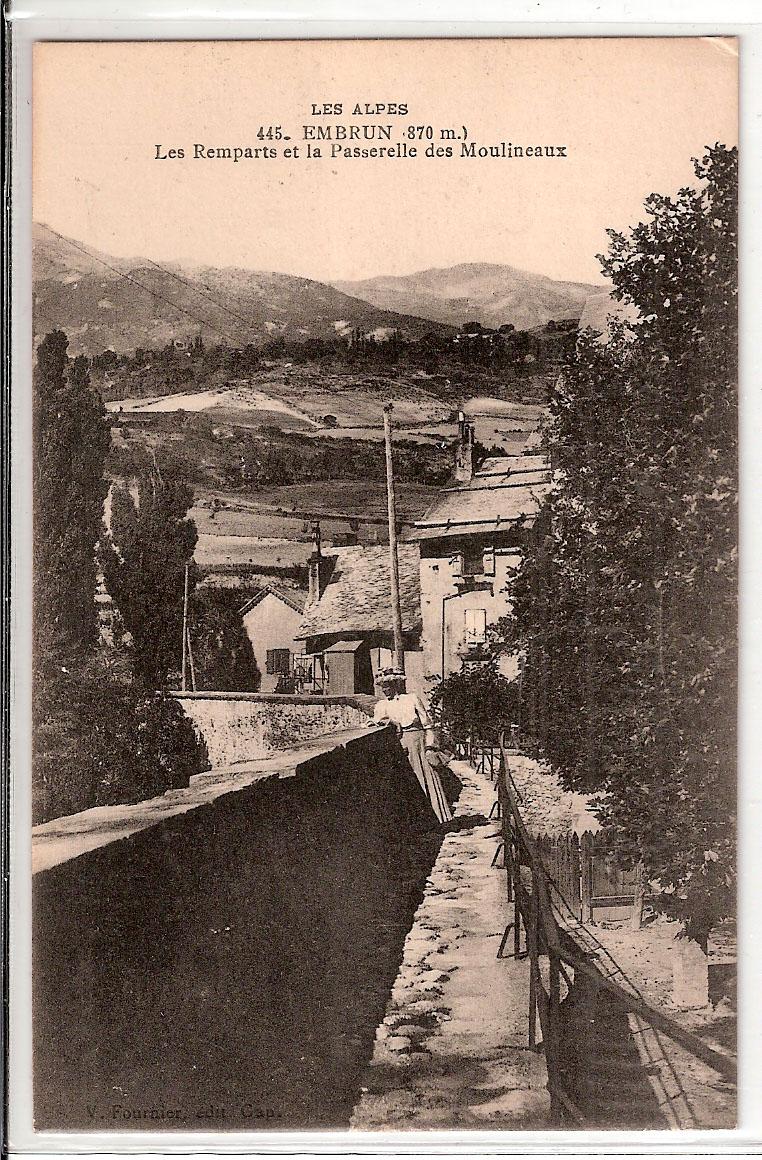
(500, 145, 737, 943)
(32, 330, 209, 821)
(430, 664, 519, 745)
(33, 657, 209, 824)
(188, 589, 260, 691)
(99, 471, 198, 688)
(33, 330, 110, 660)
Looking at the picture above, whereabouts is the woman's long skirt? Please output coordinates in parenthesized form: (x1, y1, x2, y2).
(400, 728, 453, 824)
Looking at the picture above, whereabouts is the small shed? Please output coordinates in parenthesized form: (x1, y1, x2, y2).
(295, 544, 424, 697)
(322, 639, 374, 696)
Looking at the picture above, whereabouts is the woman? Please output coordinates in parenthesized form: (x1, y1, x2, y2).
(373, 669, 453, 824)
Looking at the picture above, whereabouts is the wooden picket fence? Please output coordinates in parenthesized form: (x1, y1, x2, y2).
(535, 832, 642, 922)
(451, 735, 642, 921)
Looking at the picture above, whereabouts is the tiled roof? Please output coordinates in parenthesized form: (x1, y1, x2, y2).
(240, 584, 306, 616)
(297, 545, 421, 640)
(407, 453, 551, 540)
(479, 454, 548, 475)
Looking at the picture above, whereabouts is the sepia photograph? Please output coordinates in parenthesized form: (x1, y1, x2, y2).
(15, 33, 738, 1139)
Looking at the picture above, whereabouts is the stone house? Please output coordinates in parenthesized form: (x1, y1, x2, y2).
(405, 414, 551, 687)
(240, 584, 306, 693)
(295, 539, 425, 697)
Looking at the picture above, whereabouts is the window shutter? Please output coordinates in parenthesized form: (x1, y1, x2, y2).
(465, 608, 487, 642)
(270, 648, 291, 675)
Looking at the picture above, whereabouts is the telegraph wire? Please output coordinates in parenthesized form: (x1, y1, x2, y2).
(39, 222, 261, 337)
(122, 251, 262, 334)
(41, 222, 262, 335)
(37, 224, 245, 347)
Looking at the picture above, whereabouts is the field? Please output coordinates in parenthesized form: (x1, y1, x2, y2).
(105, 365, 546, 572)
(106, 371, 545, 449)
(253, 369, 451, 427)
(106, 370, 454, 435)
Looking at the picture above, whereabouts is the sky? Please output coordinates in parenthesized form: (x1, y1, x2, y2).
(33, 37, 737, 286)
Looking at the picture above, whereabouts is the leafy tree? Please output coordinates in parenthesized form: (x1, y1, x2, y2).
(499, 145, 737, 945)
(33, 657, 209, 824)
(99, 471, 198, 688)
(430, 664, 518, 746)
(33, 331, 110, 660)
(188, 589, 260, 691)
(32, 330, 209, 822)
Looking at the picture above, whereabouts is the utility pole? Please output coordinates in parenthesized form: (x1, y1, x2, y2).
(181, 562, 190, 692)
(186, 624, 198, 692)
(383, 403, 405, 673)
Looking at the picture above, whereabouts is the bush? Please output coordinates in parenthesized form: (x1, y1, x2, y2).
(33, 668, 209, 824)
(429, 665, 518, 746)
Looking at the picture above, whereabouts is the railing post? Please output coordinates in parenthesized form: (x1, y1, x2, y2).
(548, 951, 562, 1122)
(581, 831, 594, 924)
(526, 885, 540, 1051)
(514, 885, 522, 959)
(528, 958, 538, 1050)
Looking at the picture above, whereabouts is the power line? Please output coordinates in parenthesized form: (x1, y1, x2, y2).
(41, 221, 262, 334)
(42, 222, 261, 334)
(127, 251, 261, 334)
(37, 224, 244, 347)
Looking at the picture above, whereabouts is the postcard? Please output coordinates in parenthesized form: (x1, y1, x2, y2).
(9, 33, 739, 1145)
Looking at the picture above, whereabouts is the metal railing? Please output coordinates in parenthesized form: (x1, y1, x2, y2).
(496, 736, 736, 1128)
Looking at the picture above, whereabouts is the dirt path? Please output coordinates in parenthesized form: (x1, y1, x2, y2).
(351, 759, 550, 1130)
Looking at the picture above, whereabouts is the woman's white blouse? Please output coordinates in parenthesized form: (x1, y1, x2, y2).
(373, 692, 432, 729)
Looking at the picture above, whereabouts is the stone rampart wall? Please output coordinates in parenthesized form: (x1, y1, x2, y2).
(173, 691, 374, 767)
(33, 727, 438, 1130)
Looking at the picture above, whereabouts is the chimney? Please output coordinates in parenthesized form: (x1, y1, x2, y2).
(454, 411, 475, 483)
(307, 520, 333, 603)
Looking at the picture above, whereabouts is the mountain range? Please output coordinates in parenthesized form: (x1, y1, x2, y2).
(33, 225, 608, 356)
(334, 263, 604, 332)
(32, 225, 452, 357)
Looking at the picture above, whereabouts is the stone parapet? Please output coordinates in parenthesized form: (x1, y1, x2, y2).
(173, 691, 374, 768)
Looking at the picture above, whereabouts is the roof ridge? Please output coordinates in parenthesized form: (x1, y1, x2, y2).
(240, 583, 305, 615)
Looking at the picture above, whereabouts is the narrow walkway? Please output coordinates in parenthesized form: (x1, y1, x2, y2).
(351, 759, 550, 1130)
(32, 724, 375, 875)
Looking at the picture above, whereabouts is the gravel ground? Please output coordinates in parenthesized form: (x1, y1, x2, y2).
(506, 753, 599, 836)
(351, 759, 550, 1131)
(590, 918, 736, 1129)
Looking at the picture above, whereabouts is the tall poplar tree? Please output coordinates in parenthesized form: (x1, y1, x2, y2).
(99, 471, 198, 689)
(33, 330, 110, 661)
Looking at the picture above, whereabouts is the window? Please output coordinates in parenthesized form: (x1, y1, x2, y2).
(462, 544, 484, 576)
(266, 648, 291, 676)
(464, 608, 487, 644)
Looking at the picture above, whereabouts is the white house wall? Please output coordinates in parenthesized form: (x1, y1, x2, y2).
(370, 646, 426, 700)
(242, 593, 304, 692)
(419, 549, 522, 689)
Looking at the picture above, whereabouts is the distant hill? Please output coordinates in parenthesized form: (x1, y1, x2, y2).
(578, 288, 639, 339)
(32, 225, 453, 356)
(334, 262, 605, 332)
